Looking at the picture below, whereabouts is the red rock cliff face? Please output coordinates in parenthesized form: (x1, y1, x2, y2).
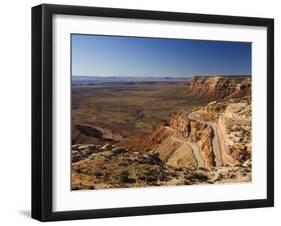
(150, 76, 252, 169)
(150, 112, 216, 168)
(185, 76, 251, 100)
(170, 112, 215, 168)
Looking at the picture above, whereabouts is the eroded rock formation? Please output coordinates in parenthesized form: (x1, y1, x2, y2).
(150, 76, 252, 169)
(72, 143, 251, 190)
(150, 112, 215, 168)
(185, 76, 251, 100)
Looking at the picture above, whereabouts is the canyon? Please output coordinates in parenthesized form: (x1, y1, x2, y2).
(72, 75, 252, 190)
(151, 98, 251, 169)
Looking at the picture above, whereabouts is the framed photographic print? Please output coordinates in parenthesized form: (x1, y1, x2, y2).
(32, 4, 274, 221)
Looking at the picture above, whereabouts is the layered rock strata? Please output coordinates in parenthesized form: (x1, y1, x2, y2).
(185, 76, 251, 100)
(150, 98, 251, 169)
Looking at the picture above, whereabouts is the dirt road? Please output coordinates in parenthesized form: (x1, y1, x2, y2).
(187, 114, 223, 166)
(164, 126, 205, 167)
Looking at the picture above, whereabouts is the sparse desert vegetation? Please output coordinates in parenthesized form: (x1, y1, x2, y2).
(72, 80, 210, 151)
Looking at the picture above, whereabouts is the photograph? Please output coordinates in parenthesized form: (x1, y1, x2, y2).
(31, 3, 274, 221)
(71, 34, 252, 190)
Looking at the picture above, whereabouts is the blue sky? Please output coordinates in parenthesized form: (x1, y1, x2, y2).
(72, 34, 251, 77)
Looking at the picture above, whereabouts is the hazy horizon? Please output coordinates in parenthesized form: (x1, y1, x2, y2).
(72, 34, 252, 77)
(72, 74, 251, 78)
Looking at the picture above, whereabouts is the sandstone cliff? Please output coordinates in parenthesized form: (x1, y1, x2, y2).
(189, 98, 252, 163)
(185, 76, 251, 100)
(150, 112, 215, 168)
(146, 75, 252, 169)
(150, 96, 251, 170)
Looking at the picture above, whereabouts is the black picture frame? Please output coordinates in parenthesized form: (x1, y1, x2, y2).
(32, 3, 274, 222)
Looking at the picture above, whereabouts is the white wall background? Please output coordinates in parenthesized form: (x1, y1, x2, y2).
(0, 0, 279, 225)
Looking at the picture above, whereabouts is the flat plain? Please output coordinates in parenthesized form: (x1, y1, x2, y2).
(72, 79, 209, 150)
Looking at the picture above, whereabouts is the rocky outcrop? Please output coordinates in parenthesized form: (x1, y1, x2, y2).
(150, 96, 251, 169)
(72, 124, 123, 145)
(187, 98, 252, 164)
(219, 102, 252, 162)
(185, 76, 251, 100)
(150, 112, 215, 168)
(199, 126, 215, 167)
(72, 143, 251, 190)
